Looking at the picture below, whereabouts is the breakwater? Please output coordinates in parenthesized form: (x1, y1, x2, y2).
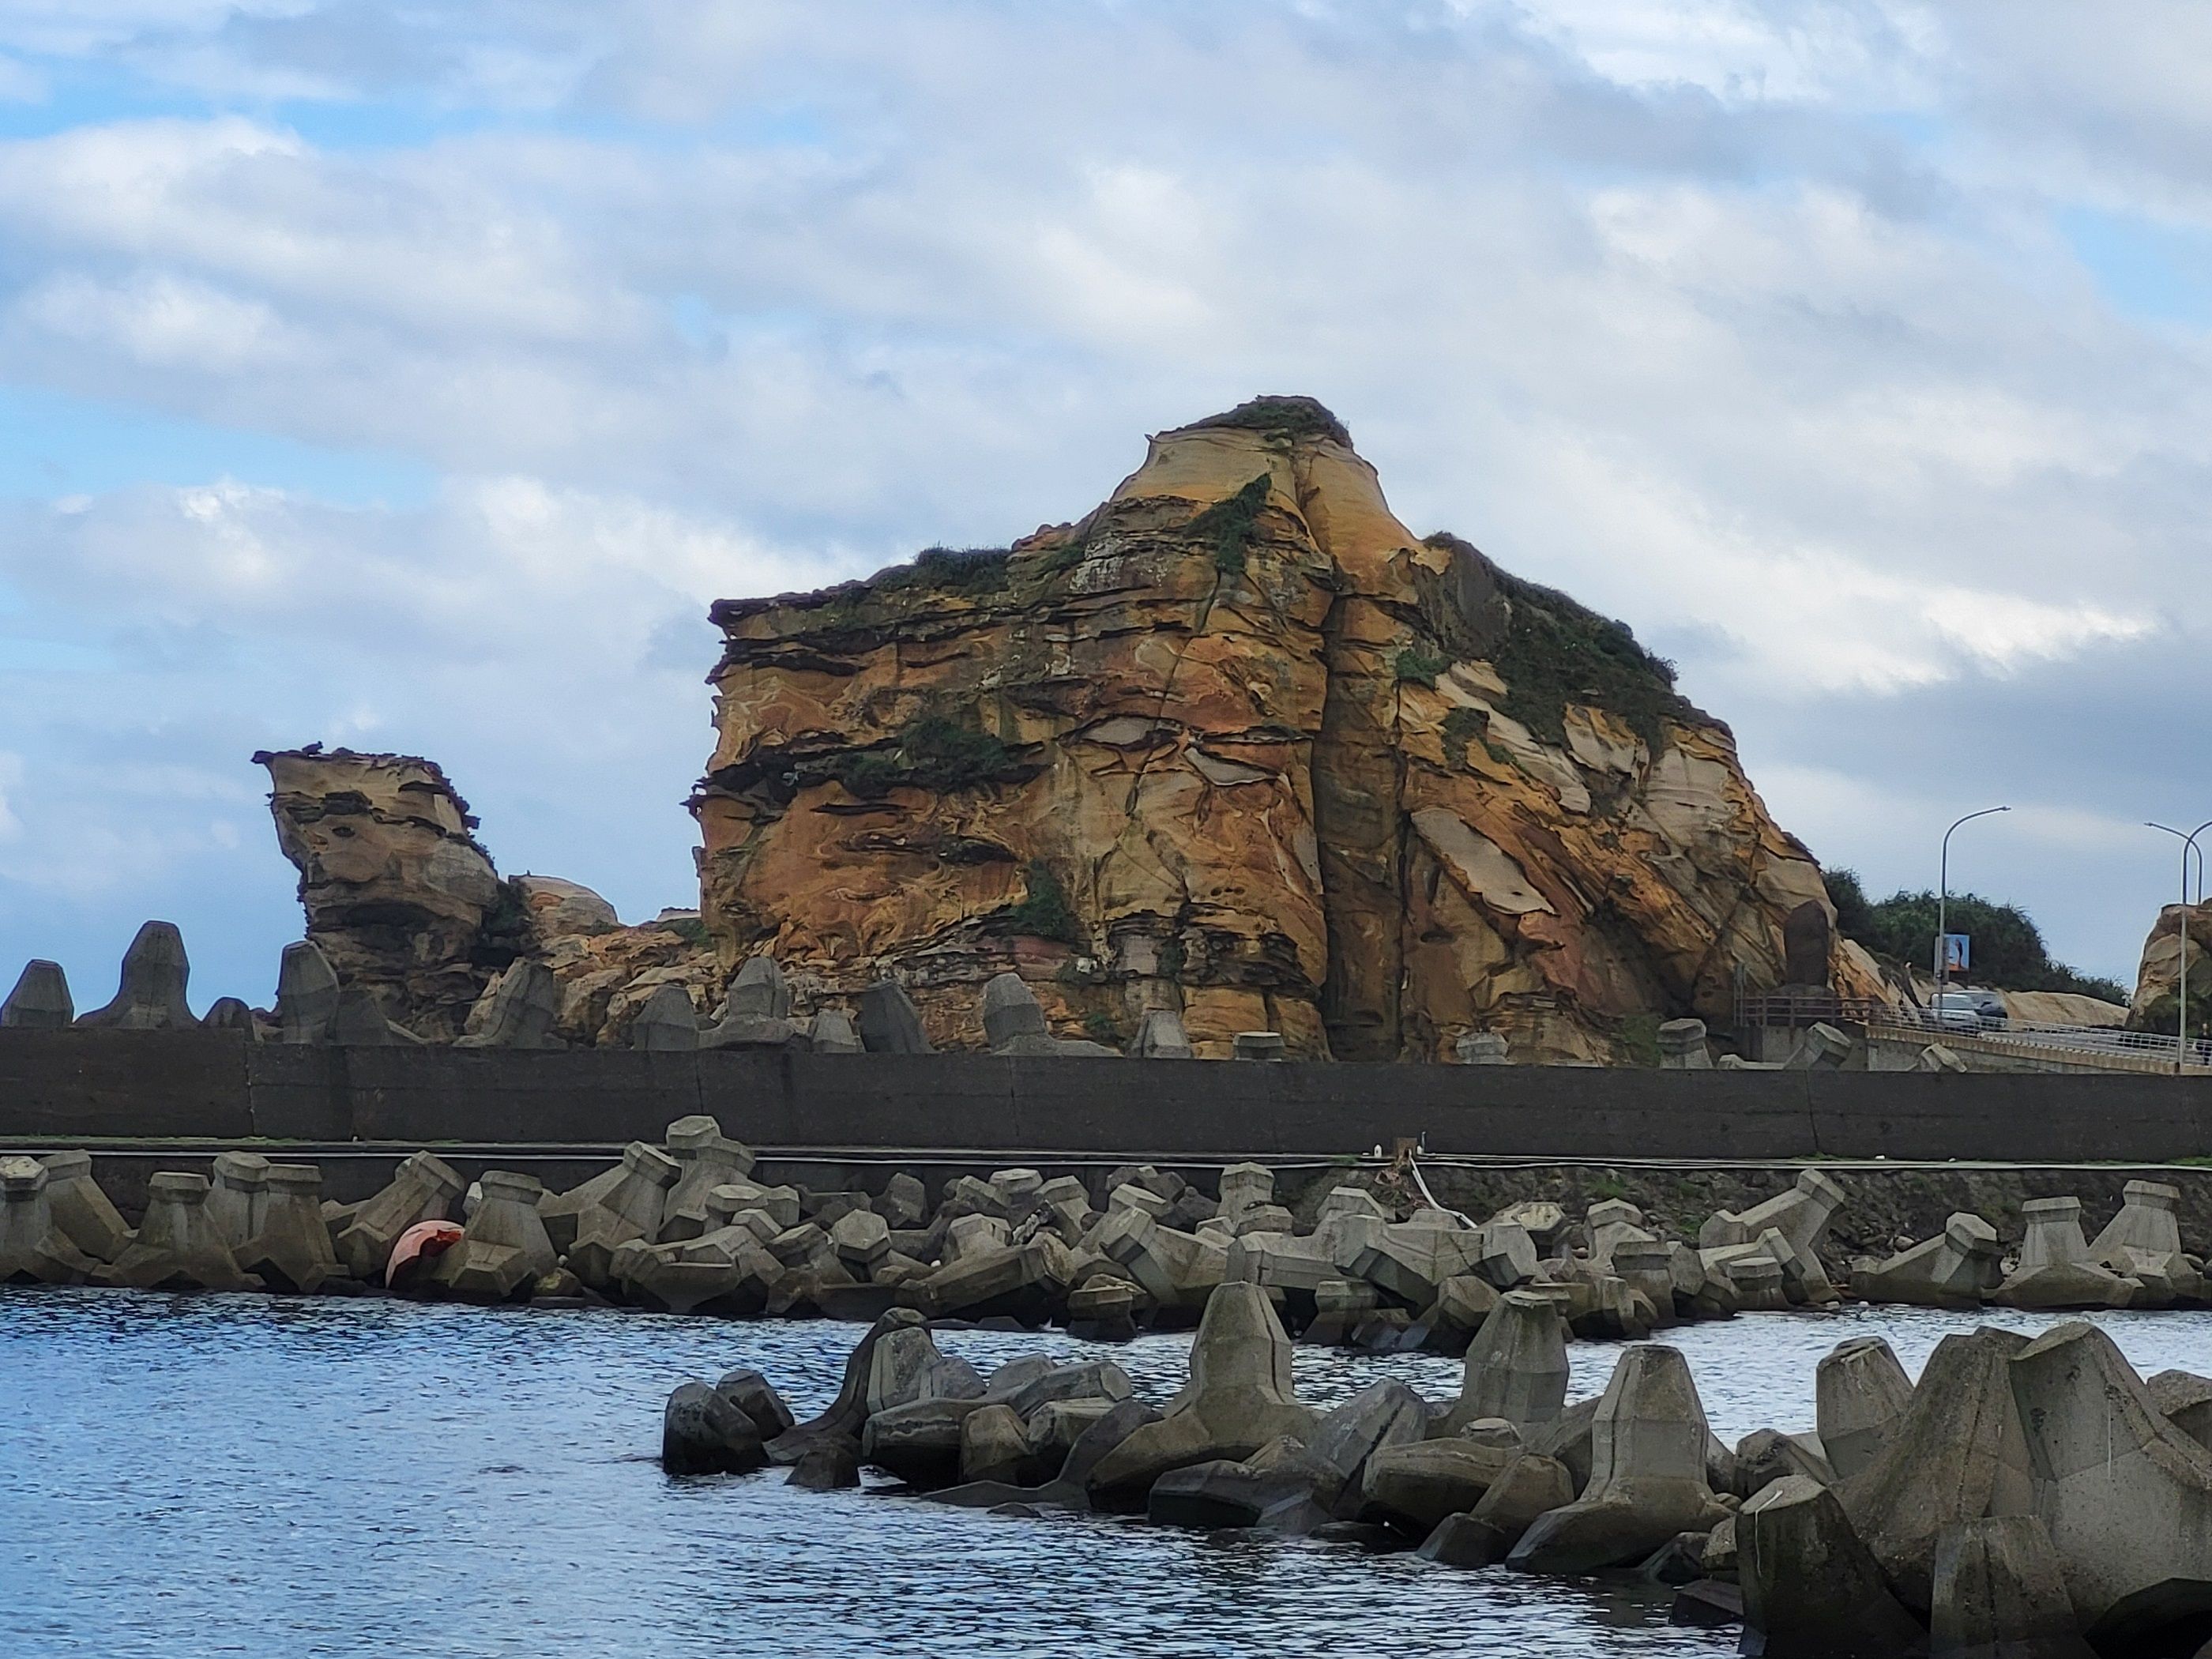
(9, 1029, 2212, 1161)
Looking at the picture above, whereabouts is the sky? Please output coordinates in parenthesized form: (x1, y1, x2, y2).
(3, 0, 2210, 1013)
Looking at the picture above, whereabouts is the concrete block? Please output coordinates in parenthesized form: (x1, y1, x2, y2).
(1446, 1288, 1570, 1435)
(1853, 1213, 2003, 1309)
(1085, 1282, 1316, 1509)
(1657, 1018, 1711, 1069)
(1838, 1326, 2034, 1612)
(206, 1150, 270, 1250)
(1508, 1345, 1729, 1574)
(104, 1172, 260, 1292)
(0, 1157, 98, 1284)
(235, 1163, 344, 1295)
(1, 959, 73, 1028)
(430, 1170, 558, 1302)
(331, 1150, 465, 1281)
(1930, 1515, 2096, 1659)
(75, 920, 197, 1029)
(1125, 1008, 1195, 1059)
(454, 959, 558, 1048)
(274, 941, 339, 1043)
(1817, 1336, 1914, 1481)
(1739, 1476, 1930, 1658)
(857, 979, 934, 1054)
(36, 1150, 130, 1262)
(628, 984, 699, 1051)
(659, 1115, 757, 1241)
(2008, 1321, 2212, 1646)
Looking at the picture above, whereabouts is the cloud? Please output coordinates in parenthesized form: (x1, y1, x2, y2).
(2, 0, 2209, 995)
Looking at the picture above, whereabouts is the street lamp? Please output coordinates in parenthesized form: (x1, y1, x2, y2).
(2174, 819, 2212, 1074)
(2147, 823, 2206, 907)
(1937, 806, 2011, 1005)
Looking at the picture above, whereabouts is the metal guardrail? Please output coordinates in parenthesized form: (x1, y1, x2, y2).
(1868, 1005, 2212, 1070)
(1733, 992, 1889, 1029)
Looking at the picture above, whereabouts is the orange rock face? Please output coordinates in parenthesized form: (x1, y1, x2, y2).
(691, 398, 1875, 1061)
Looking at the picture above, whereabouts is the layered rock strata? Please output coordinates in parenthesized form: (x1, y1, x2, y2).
(692, 397, 1878, 1060)
(257, 747, 716, 1044)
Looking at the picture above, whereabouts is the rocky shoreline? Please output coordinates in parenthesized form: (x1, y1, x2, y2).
(661, 1286, 2212, 1657)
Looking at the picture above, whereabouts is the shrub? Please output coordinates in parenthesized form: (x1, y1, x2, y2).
(1183, 395, 1353, 447)
(1083, 1010, 1121, 1047)
(876, 546, 1013, 598)
(1440, 706, 1486, 753)
(828, 713, 1026, 798)
(1394, 646, 1450, 687)
(1002, 859, 1085, 945)
(1612, 1014, 1663, 1068)
(1829, 881, 2129, 1004)
(1187, 472, 1273, 577)
(1488, 570, 1693, 754)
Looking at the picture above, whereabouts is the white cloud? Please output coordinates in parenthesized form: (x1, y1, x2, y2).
(2, 0, 2210, 994)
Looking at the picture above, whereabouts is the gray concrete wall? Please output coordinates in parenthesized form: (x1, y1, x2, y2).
(7, 1029, 2212, 1161)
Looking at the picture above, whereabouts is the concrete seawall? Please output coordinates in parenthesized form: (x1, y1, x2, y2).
(6, 1030, 2212, 1161)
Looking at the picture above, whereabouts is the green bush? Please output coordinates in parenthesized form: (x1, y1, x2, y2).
(1394, 646, 1450, 687)
(1488, 570, 1692, 754)
(875, 546, 1012, 598)
(1184, 395, 1353, 447)
(1083, 1010, 1122, 1047)
(1002, 859, 1085, 945)
(828, 713, 1027, 798)
(1613, 1014, 1663, 1068)
(1187, 472, 1273, 577)
(1826, 875, 2129, 1004)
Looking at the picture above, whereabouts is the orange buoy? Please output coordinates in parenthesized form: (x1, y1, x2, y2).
(386, 1218, 465, 1291)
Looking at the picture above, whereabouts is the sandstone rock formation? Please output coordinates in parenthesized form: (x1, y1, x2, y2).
(2129, 899, 2212, 1034)
(690, 397, 1879, 1060)
(256, 747, 518, 1040)
(258, 746, 716, 1044)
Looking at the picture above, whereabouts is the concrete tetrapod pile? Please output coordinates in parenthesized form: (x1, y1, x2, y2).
(661, 1286, 2212, 1659)
(9, 1146, 2212, 1337)
(1, 1132, 2206, 1388)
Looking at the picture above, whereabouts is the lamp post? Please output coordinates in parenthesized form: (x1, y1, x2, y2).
(1937, 806, 2011, 1006)
(2175, 818, 2212, 1074)
(2148, 822, 2206, 907)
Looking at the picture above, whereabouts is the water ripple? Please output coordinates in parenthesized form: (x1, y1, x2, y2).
(6, 1288, 2207, 1658)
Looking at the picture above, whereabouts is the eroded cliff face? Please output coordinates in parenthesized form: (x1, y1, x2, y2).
(258, 747, 715, 1044)
(693, 398, 1878, 1061)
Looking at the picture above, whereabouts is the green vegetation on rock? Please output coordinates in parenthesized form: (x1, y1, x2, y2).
(1394, 646, 1450, 687)
(830, 713, 1028, 798)
(1001, 858, 1085, 945)
(1488, 570, 1693, 754)
(1823, 870, 2129, 1004)
(1182, 394, 1352, 448)
(1612, 1013, 1664, 1068)
(1439, 705, 1486, 758)
(1189, 472, 1273, 577)
(874, 546, 1013, 599)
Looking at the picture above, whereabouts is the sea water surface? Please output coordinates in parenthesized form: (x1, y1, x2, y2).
(7, 1290, 2212, 1658)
